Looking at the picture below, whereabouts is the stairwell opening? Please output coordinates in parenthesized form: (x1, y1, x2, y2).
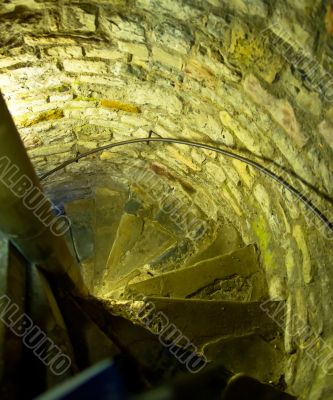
(1, 0, 333, 399)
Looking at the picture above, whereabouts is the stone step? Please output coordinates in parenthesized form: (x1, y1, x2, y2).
(124, 185, 186, 238)
(127, 185, 209, 241)
(139, 220, 240, 279)
(93, 187, 125, 290)
(184, 222, 244, 266)
(202, 333, 285, 384)
(113, 297, 283, 353)
(112, 236, 206, 292)
(64, 198, 95, 262)
(124, 186, 156, 218)
(101, 213, 176, 293)
(144, 238, 195, 274)
(102, 240, 193, 294)
(127, 245, 267, 301)
(78, 296, 189, 384)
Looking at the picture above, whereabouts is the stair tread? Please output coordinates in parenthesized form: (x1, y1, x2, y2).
(203, 333, 285, 383)
(64, 198, 96, 291)
(64, 198, 95, 262)
(77, 296, 189, 383)
(145, 238, 194, 273)
(127, 244, 267, 301)
(108, 297, 284, 352)
(128, 185, 196, 238)
(184, 222, 244, 266)
(102, 213, 176, 291)
(94, 187, 125, 289)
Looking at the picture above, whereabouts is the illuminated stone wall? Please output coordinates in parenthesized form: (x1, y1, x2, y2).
(1, 1, 333, 398)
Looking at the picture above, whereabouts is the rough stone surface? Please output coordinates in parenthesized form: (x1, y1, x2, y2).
(0, 0, 332, 397)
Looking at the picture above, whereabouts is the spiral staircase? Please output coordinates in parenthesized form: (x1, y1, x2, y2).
(0, 92, 295, 399)
(0, 178, 290, 399)
(56, 180, 286, 391)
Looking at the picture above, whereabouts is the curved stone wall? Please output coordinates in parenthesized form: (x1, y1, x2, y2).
(1, 1, 333, 398)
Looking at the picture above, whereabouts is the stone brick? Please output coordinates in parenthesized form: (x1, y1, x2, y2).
(296, 89, 322, 117)
(185, 58, 216, 87)
(28, 142, 74, 157)
(0, 3, 15, 15)
(206, 14, 229, 40)
(243, 74, 308, 148)
(268, 275, 286, 300)
(108, 15, 145, 43)
(217, 128, 233, 146)
(49, 93, 73, 103)
(16, 109, 64, 128)
(46, 46, 83, 58)
(0, 74, 14, 88)
(118, 42, 149, 60)
(152, 22, 192, 55)
(284, 296, 297, 354)
(10, 67, 47, 80)
(166, 146, 201, 171)
(84, 47, 124, 60)
(0, 55, 34, 69)
(101, 99, 141, 113)
(22, 133, 42, 149)
(222, 186, 242, 216)
(120, 114, 150, 127)
(254, 184, 271, 216)
(152, 47, 183, 70)
(191, 148, 206, 164)
(226, 0, 268, 18)
(77, 75, 125, 87)
(206, 0, 220, 5)
(63, 60, 108, 74)
(187, 112, 223, 142)
(24, 36, 77, 46)
(194, 52, 241, 83)
(318, 120, 333, 151)
(136, 0, 201, 20)
(221, 164, 240, 186)
(77, 140, 99, 151)
(285, 248, 296, 284)
(270, 11, 313, 53)
(293, 225, 312, 284)
(128, 86, 183, 114)
(61, 6, 96, 33)
(231, 159, 254, 188)
(8, 95, 47, 116)
(219, 110, 259, 154)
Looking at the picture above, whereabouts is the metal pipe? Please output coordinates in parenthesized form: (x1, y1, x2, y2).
(0, 92, 87, 296)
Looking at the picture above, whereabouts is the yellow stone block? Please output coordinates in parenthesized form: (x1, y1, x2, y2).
(17, 109, 64, 127)
(100, 100, 141, 113)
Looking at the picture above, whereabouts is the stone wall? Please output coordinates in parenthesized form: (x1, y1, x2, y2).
(1, 0, 333, 398)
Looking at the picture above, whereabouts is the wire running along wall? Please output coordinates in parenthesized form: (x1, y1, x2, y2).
(39, 137, 333, 236)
